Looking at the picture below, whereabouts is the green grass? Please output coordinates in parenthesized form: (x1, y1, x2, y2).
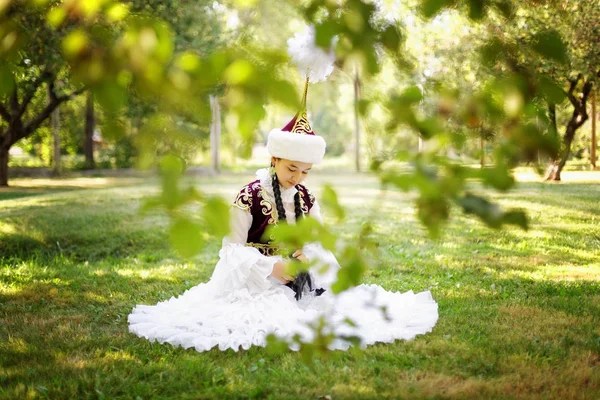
(1, 171, 599, 399)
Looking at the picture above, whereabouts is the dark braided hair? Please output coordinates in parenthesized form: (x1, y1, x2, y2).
(271, 170, 324, 300)
(271, 172, 304, 223)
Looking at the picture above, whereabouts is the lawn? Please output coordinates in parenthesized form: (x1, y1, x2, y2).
(1, 170, 599, 399)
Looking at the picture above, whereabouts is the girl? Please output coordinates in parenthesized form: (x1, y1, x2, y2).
(128, 109, 439, 352)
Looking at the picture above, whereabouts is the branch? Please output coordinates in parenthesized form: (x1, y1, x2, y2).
(566, 74, 583, 112)
(15, 86, 86, 145)
(18, 70, 53, 117)
(0, 102, 10, 122)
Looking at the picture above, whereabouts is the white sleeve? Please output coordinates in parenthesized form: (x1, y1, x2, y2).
(307, 198, 324, 224)
(209, 206, 282, 293)
(303, 199, 341, 289)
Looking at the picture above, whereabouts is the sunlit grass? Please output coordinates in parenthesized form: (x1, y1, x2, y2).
(1, 171, 599, 399)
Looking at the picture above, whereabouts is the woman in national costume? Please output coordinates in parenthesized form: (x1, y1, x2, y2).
(127, 28, 438, 352)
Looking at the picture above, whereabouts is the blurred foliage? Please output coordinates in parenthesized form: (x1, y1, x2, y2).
(2, 0, 599, 353)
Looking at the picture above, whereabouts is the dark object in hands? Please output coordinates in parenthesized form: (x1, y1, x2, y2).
(285, 271, 326, 301)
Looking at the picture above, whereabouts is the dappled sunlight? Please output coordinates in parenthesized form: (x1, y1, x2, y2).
(115, 262, 197, 279)
(0, 221, 17, 234)
(496, 304, 593, 340)
(55, 354, 91, 371)
(330, 383, 377, 397)
(515, 170, 600, 183)
(502, 265, 600, 282)
(5, 337, 29, 354)
(2, 172, 599, 399)
(10, 177, 152, 189)
(83, 291, 110, 304)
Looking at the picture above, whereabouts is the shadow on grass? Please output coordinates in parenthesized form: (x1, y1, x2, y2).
(2, 260, 599, 399)
(0, 186, 83, 201)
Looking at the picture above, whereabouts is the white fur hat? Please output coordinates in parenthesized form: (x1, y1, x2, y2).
(266, 26, 334, 165)
(267, 109, 326, 164)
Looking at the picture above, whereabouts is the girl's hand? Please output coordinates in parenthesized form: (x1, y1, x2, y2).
(271, 261, 293, 283)
(292, 250, 308, 263)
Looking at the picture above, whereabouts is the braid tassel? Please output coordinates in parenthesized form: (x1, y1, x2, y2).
(271, 172, 325, 300)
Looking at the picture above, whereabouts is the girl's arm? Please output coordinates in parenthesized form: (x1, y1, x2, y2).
(211, 206, 288, 291)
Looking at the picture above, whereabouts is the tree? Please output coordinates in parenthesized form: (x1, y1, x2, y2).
(0, 3, 87, 186)
(483, 0, 600, 180)
(83, 92, 95, 169)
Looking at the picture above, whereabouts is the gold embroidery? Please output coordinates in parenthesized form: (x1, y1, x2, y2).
(291, 77, 313, 135)
(246, 242, 279, 256)
(291, 110, 313, 135)
(233, 184, 253, 211)
(259, 186, 277, 225)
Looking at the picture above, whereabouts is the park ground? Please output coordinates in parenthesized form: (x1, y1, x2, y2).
(1, 169, 599, 399)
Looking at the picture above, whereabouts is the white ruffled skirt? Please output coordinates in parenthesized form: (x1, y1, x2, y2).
(128, 276, 438, 352)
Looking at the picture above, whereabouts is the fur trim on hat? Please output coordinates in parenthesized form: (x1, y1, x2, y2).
(267, 129, 326, 164)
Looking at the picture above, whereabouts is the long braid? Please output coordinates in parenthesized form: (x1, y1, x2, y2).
(271, 170, 316, 300)
(294, 191, 304, 221)
(272, 173, 305, 223)
(272, 173, 287, 222)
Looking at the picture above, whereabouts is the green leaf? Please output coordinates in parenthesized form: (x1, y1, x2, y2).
(479, 166, 515, 191)
(414, 118, 441, 140)
(106, 4, 129, 22)
(321, 184, 345, 221)
(502, 210, 528, 230)
(268, 80, 300, 108)
(47, 7, 67, 28)
(400, 86, 423, 104)
(467, 0, 487, 20)
(456, 193, 526, 230)
(94, 82, 127, 113)
(357, 99, 370, 116)
(0, 65, 14, 96)
(139, 197, 163, 214)
(381, 26, 401, 52)
(538, 75, 566, 103)
(417, 195, 450, 238)
(176, 52, 201, 72)
(224, 60, 255, 85)
(203, 196, 230, 238)
(381, 172, 415, 191)
(315, 20, 337, 49)
(419, 0, 457, 19)
(532, 30, 568, 65)
(265, 334, 288, 355)
(160, 154, 185, 178)
(169, 217, 204, 258)
(158, 154, 185, 210)
(458, 193, 500, 227)
(62, 29, 88, 58)
(331, 246, 365, 294)
(232, 0, 258, 8)
(493, 0, 514, 18)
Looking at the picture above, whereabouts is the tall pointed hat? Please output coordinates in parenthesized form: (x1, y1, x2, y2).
(267, 26, 335, 165)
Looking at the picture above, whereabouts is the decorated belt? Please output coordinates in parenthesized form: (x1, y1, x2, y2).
(245, 242, 279, 257)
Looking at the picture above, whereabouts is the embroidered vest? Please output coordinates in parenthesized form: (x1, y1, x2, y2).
(232, 179, 315, 255)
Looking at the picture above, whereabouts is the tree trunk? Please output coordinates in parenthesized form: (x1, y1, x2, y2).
(50, 86, 61, 176)
(84, 92, 95, 169)
(0, 145, 8, 187)
(545, 77, 592, 181)
(353, 68, 361, 172)
(480, 136, 485, 167)
(209, 95, 221, 173)
(546, 120, 579, 181)
(592, 89, 597, 169)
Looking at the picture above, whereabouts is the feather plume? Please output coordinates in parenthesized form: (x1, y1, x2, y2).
(287, 26, 335, 83)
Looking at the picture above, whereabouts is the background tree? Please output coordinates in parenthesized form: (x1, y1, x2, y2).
(0, 2, 85, 186)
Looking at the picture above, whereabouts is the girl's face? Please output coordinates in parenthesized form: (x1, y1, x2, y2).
(272, 157, 312, 189)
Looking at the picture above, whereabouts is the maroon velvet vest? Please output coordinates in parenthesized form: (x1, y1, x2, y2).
(232, 179, 315, 255)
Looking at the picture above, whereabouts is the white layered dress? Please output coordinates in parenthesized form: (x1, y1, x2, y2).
(128, 170, 438, 352)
